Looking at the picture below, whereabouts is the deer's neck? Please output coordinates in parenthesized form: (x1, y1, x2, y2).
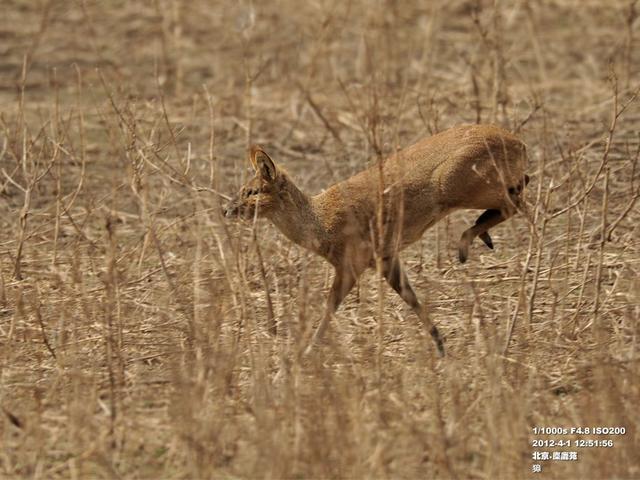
(268, 184, 327, 257)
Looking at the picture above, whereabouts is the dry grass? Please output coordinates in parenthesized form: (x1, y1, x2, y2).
(1, 0, 639, 478)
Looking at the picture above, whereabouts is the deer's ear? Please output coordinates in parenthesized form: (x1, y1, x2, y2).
(250, 146, 277, 181)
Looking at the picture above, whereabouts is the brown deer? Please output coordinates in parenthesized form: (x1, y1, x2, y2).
(223, 124, 529, 357)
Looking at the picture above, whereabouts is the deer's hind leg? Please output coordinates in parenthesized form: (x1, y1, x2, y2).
(458, 209, 507, 263)
(458, 176, 529, 263)
(382, 257, 445, 357)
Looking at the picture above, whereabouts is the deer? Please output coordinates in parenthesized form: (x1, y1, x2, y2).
(223, 124, 529, 357)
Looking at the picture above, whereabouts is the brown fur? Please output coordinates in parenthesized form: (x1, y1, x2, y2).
(224, 124, 529, 356)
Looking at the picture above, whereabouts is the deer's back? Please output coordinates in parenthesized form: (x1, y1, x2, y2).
(313, 124, 527, 262)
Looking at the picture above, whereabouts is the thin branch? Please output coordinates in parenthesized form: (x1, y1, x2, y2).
(551, 83, 640, 219)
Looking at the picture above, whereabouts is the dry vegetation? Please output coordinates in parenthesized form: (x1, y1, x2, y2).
(1, 0, 639, 478)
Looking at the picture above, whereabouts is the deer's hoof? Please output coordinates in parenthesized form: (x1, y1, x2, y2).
(430, 326, 445, 358)
(479, 232, 493, 250)
(458, 246, 468, 264)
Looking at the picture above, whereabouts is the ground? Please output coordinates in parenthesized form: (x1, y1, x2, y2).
(0, 0, 639, 478)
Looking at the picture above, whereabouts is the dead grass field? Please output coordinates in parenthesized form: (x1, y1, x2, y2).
(1, 0, 639, 478)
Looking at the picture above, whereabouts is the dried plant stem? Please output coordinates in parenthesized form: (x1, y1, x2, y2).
(203, 85, 218, 190)
(571, 253, 592, 334)
(299, 85, 344, 146)
(624, 1, 638, 89)
(171, 0, 183, 96)
(32, 284, 56, 361)
(526, 182, 552, 324)
(607, 140, 640, 240)
(552, 82, 638, 219)
(375, 156, 385, 388)
(253, 233, 276, 336)
(103, 215, 120, 450)
(593, 166, 610, 325)
(0, 258, 6, 308)
(523, 2, 547, 84)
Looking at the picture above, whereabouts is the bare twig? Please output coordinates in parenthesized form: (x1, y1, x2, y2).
(551, 82, 640, 219)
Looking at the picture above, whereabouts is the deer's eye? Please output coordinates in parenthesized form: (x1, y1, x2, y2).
(246, 188, 259, 197)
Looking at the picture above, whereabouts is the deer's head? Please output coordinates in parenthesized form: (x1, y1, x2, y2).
(223, 146, 283, 220)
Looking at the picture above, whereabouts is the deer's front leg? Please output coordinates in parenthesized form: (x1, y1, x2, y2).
(382, 256, 445, 357)
(304, 268, 356, 355)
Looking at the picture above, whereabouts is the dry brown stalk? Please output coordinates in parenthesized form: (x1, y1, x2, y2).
(551, 80, 639, 219)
